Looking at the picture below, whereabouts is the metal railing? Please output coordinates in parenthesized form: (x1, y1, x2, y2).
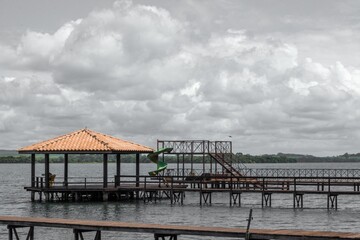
(238, 168, 360, 178)
(34, 176, 115, 189)
(165, 168, 360, 178)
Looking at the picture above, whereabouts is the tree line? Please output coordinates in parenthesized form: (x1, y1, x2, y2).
(1, 152, 360, 163)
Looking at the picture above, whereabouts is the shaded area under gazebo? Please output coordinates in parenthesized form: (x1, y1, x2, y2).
(19, 128, 153, 201)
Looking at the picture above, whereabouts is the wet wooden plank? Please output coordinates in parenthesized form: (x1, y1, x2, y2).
(0, 216, 360, 239)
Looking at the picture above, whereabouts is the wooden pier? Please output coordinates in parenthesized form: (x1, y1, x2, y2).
(24, 174, 360, 210)
(1, 215, 360, 240)
(17, 133, 360, 209)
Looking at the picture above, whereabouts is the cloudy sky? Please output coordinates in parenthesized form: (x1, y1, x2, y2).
(1, 0, 360, 156)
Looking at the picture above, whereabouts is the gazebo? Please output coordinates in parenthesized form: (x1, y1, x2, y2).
(18, 128, 154, 201)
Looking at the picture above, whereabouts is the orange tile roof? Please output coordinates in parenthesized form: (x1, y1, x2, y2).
(18, 128, 154, 153)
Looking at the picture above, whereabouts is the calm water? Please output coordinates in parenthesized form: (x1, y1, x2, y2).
(1, 162, 360, 239)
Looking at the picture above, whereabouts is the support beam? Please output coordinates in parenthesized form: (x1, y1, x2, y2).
(154, 233, 178, 240)
(176, 154, 179, 177)
(116, 154, 121, 176)
(230, 191, 242, 207)
(64, 153, 68, 187)
(116, 154, 121, 187)
(327, 194, 338, 210)
(190, 142, 194, 173)
(136, 153, 140, 199)
(293, 193, 304, 209)
(103, 154, 108, 188)
(262, 193, 272, 208)
(31, 154, 35, 188)
(136, 154, 140, 187)
(182, 154, 185, 177)
(202, 153, 205, 174)
(8, 225, 34, 240)
(44, 154, 50, 189)
(74, 229, 101, 240)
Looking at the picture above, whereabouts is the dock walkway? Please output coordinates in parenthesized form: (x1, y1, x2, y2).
(1, 216, 360, 240)
(25, 175, 360, 209)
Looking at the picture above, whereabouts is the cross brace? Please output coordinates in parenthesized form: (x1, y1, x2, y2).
(74, 229, 101, 240)
(7, 225, 34, 240)
(261, 193, 272, 208)
(154, 233, 178, 240)
(230, 191, 241, 207)
(200, 191, 212, 205)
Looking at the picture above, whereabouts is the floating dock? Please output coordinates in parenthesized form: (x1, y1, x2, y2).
(1, 215, 360, 240)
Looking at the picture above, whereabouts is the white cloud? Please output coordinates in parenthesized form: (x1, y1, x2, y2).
(0, 0, 360, 156)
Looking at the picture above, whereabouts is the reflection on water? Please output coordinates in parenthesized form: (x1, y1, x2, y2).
(0, 163, 360, 239)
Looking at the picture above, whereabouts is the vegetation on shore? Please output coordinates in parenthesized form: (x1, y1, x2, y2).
(1, 150, 359, 164)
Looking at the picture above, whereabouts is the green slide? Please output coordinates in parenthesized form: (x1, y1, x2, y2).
(147, 147, 173, 176)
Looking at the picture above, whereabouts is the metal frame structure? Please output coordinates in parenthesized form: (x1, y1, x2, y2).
(157, 140, 243, 176)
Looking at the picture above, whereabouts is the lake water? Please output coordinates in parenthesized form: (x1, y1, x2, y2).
(1, 162, 360, 239)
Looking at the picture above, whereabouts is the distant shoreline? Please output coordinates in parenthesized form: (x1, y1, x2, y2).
(1, 150, 359, 164)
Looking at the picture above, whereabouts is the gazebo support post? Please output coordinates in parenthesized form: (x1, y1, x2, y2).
(64, 154, 68, 187)
(136, 153, 140, 199)
(44, 153, 50, 201)
(103, 153, 108, 201)
(31, 154, 35, 187)
(31, 154, 36, 202)
(103, 154, 108, 188)
(45, 154, 50, 189)
(116, 154, 121, 187)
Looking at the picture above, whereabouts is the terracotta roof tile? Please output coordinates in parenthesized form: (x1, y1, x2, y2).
(18, 128, 154, 153)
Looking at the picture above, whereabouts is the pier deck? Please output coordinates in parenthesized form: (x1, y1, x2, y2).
(25, 174, 360, 209)
(1, 215, 360, 240)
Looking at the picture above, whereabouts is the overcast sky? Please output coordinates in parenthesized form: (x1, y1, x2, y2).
(1, 0, 360, 156)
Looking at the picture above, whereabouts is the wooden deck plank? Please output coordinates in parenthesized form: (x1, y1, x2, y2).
(0, 216, 359, 239)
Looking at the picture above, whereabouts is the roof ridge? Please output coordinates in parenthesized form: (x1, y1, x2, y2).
(88, 129, 152, 150)
(84, 129, 112, 150)
(35, 129, 84, 151)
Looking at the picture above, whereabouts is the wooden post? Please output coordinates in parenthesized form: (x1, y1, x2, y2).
(136, 154, 140, 187)
(64, 153, 68, 187)
(31, 154, 35, 187)
(103, 154, 108, 188)
(136, 153, 140, 199)
(45, 154, 50, 189)
(116, 154, 121, 186)
(245, 209, 253, 240)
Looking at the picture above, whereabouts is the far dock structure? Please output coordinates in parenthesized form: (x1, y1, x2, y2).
(19, 132, 360, 209)
(18, 128, 153, 202)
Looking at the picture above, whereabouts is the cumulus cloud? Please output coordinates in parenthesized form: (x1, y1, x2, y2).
(1, 0, 360, 156)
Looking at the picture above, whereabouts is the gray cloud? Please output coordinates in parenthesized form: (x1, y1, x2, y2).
(0, 0, 360, 156)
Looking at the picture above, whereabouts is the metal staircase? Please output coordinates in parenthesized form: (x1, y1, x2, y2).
(208, 153, 243, 176)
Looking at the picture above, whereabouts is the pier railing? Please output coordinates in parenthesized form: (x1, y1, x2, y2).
(114, 174, 360, 189)
(157, 140, 232, 155)
(32, 170, 360, 191)
(165, 168, 360, 178)
(27, 174, 360, 208)
(34, 176, 115, 189)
